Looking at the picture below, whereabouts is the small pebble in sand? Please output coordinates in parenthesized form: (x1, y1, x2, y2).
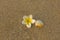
(35, 20, 44, 28)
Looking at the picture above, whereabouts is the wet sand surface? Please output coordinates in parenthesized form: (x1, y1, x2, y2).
(0, 0, 60, 40)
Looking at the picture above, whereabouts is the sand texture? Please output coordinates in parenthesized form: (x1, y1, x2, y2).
(0, 0, 60, 40)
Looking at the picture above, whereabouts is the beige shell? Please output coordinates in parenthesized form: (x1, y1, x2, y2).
(35, 20, 44, 28)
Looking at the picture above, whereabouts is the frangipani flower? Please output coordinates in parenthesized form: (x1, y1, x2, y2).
(22, 15, 35, 28)
(35, 20, 44, 28)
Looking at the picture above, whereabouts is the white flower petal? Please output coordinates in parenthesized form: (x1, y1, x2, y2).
(32, 19, 36, 24)
(23, 16, 27, 19)
(29, 15, 32, 18)
(22, 21, 25, 24)
(26, 24, 31, 28)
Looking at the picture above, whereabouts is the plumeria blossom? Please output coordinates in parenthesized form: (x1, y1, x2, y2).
(22, 15, 35, 28)
(35, 20, 44, 28)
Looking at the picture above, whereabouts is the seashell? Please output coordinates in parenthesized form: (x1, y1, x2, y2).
(35, 20, 44, 28)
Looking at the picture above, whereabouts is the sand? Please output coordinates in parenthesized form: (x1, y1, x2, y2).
(0, 0, 60, 40)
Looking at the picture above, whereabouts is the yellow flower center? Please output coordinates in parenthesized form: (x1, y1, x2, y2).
(24, 17, 32, 25)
